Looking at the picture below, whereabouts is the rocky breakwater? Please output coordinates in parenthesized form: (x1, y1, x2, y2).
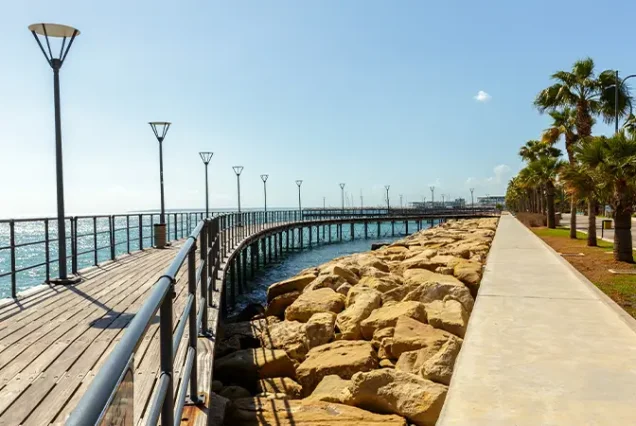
(212, 217, 498, 426)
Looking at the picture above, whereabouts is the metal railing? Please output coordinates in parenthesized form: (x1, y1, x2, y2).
(0, 211, 209, 299)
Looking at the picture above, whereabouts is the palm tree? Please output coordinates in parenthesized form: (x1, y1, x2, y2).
(578, 132, 636, 262)
(534, 58, 631, 238)
(524, 155, 565, 228)
(559, 162, 599, 246)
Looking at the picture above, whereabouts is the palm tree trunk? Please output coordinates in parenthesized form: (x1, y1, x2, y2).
(613, 208, 633, 262)
(587, 199, 597, 247)
(546, 183, 556, 229)
(569, 198, 577, 239)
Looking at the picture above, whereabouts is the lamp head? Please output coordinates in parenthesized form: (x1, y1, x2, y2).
(339, 183, 345, 189)
(260, 174, 269, 182)
(296, 180, 303, 187)
(199, 152, 213, 164)
(29, 23, 80, 69)
(149, 122, 171, 142)
(233, 166, 244, 176)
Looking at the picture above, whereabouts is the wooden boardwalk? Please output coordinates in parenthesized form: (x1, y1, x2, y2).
(0, 243, 217, 426)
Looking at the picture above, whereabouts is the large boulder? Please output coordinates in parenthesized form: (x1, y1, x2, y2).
(402, 269, 463, 286)
(424, 299, 469, 338)
(216, 317, 277, 357)
(208, 392, 230, 426)
(349, 369, 448, 426)
(285, 288, 346, 322)
(259, 320, 309, 362)
(359, 301, 428, 340)
(305, 374, 354, 404)
(267, 273, 318, 302)
(320, 264, 359, 285)
(336, 288, 382, 340)
(265, 291, 301, 318)
(257, 377, 303, 399)
(304, 273, 346, 293)
(371, 327, 394, 359)
(391, 316, 455, 358)
(453, 261, 482, 296)
(296, 340, 378, 393)
(402, 280, 474, 314)
(356, 276, 402, 293)
(227, 398, 407, 425)
(420, 335, 463, 385)
(305, 312, 336, 349)
(219, 385, 251, 400)
(214, 348, 296, 391)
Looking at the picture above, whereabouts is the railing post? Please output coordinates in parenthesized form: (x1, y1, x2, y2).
(45, 220, 50, 282)
(139, 214, 144, 250)
(200, 223, 209, 334)
(187, 242, 201, 403)
(126, 215, 131, 254)
(71, 217, 78, 274)
(174, 213, 178, 241)
(9, 220, 16, 298)
(93, 217, 98, 265)
(159, 281, 175, 426)
(110, 216, 116, 261)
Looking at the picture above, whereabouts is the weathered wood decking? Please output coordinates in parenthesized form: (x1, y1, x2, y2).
(0, 243, 218, 426)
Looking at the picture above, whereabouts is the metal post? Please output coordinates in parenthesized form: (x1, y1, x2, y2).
(159, 284, 175, 426)
(71, 217, 78, 274)
(159, 141, 166, 225)
(45, 220, 50, 282)
(233, 166, 243, 226)
(200, 226, 209, 335)
(109, 216, 115, 261)
(385, 185, 390, 213)
(139, 214, 143, 250)
(9, 221, 16, 298)
(340, 183, 345, 213)
(187, 244, 200, 403)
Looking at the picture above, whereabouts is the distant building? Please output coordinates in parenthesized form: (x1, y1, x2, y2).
(477, 195, 505, 207)
(410, 198, 466, 209)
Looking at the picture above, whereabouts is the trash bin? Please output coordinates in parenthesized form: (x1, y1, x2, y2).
(154, 223, 167, 248)
(602, 219, 613, 230)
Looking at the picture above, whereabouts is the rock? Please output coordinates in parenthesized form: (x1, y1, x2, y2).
(391, 315, 454, 358)
(395, 349, 434, 374)
(403, 269, 463, 286)
(379, 359, 395, 368)
(296, 340, 378, 393)
(254, 392, 290, 400)
(349, 369, 447, 426)
(265, 291, 301, 318)
(227, 303, 267, 323)
(357, 276, 402, 293)
(219, 385, 252, 400)
(336, 283, 352, 296)
(336, 288, 382, 340)
(306, 312, 336, 349)
(214, 348, 295, 391)
(428, 255, 465, 269)
(321, 264, 359, 285)
(304, 274, 346, 292)
(420, 336, 463, 385)
(208, 392, 230, 426)
(371, 242, 390, 251)
(267, 273, 318, 302)
(371, 327, 394, 359)
(216, 317, 278, 357)
(305, 374, 354, 404)
(359, 301, 428, 340)
(435, 266, 455, 275)
(227, 398, 407, 425)
(257, 377, 303, 399)
(425, 299, 469, 338)
(453, 261, 482, 296)
(402, 280, 474, 314)
(358, 256, 390, 273)
(285, 288, 346, 322)
(259, 320, 308, 362)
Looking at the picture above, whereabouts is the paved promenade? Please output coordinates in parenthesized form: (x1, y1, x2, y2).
(438, 214, 636, 425)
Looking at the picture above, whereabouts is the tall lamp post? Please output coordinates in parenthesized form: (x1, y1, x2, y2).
(149, 122, 171, 248)
(199, 152, 213, 218)
(261, 174, 269, 222)
(470, 188, 475, 212)
(400, 194, 403, 209)
(233, 166, 244, 226)
(339, 183, 346, 212)
(385, 185, 390, 212)
(615, 71, 636, 133)
(441, 194, 446, 208)
(296, 180, 303, 219)
(430, 186, 435, 208)
(29, 23, 81, 284)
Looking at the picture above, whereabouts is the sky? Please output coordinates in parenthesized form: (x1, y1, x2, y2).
(2, 0, 634, 218)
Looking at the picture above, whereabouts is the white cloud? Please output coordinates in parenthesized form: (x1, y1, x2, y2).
(465, 164, 511, 192)
(474, 90, 491, 102)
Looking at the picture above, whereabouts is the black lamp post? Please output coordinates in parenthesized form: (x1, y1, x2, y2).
(296, 180, 303, 218)
(339, 183, 346, 212)
(430, 186, 435, 208)
(233, 166, 244, 225)
(29, 23, 81, 284)
(615, 71, 636, 133)
(261, 174, 269, 222)
(400, 194, 403, 209)
(149, 122, 171, 248)
(385, 185, 390, 212)
(199, 152, 213, 217)
(470, 188, 475, 212)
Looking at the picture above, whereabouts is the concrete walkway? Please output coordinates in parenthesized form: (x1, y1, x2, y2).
(438, 214, 636, 426)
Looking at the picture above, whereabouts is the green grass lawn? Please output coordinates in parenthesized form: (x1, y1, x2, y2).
(533, 227, 614, 251)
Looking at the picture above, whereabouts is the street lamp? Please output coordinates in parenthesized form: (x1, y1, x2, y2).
(430, 186, 435, 208)
(199, 152, 213, 218)
(470, 188, 475, 212)
(29, 23, 81, 284)
(442, 194, 446, 208)
(296, 180, 303, 218)
(400, 194, 403, 209)
(233, 166, 244, 226)
(339, 183, 346, 212)
(385, 185, 390, 212)
(149, 122, 171, 248)
(614, 71, 636, 133)
(261, 174, 269, 222)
